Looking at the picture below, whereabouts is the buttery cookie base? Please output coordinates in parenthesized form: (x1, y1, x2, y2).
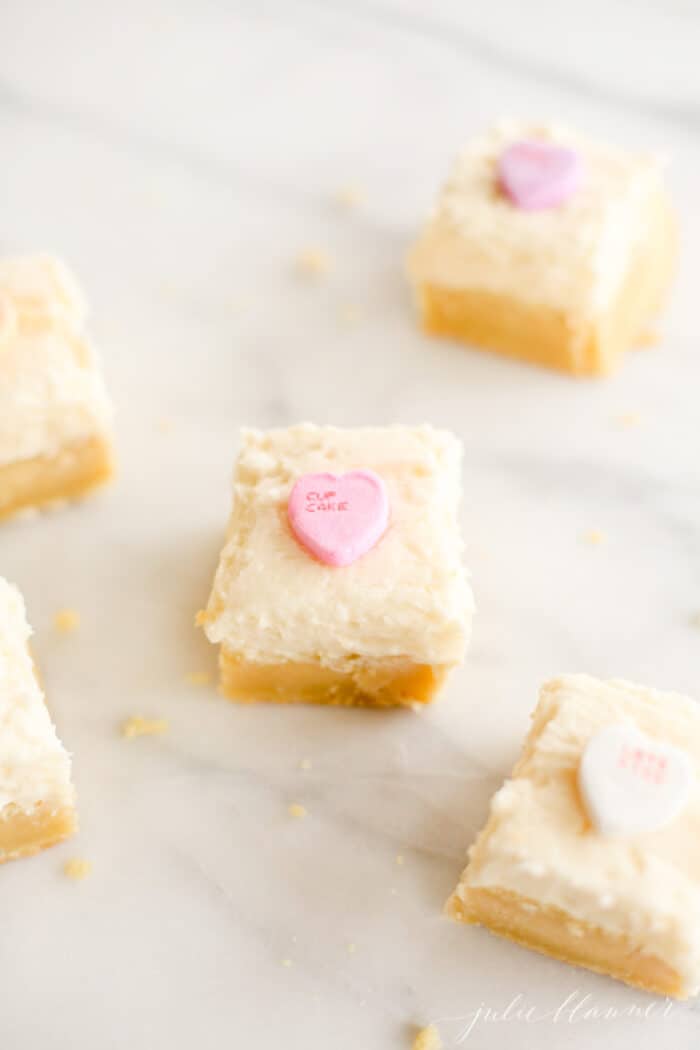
(446, 886, 684, 999)
(411, 194, 676, 377)
(0, 801, 76, 864)
(218, 646, 449, 707)
(0, 434, 114, 521)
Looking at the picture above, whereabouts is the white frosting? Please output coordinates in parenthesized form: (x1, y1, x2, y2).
(408, 121, 666, 316)
(203, 424, 473, 670)
(0, 577, 74, 815)
(0, 255, 113, 466)
(456, 675, 700, 992)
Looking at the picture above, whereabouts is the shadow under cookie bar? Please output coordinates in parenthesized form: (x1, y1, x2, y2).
(218, 648, 448, 707)
(0, 433, 114, 520)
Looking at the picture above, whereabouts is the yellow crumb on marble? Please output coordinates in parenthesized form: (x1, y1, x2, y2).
(346, 942, 357, 954)
(156, 280, 177, 298)
(63, 858, 92, 881)
(636, 327, 659, 348)
(43, 499, 68, 516)
(184, 670, 211, 687)
(54, 608, 80, 634)
(288, 803, 308, 819)
(582, 529, 606, 546)
(333, 185, 364, 209)
(295, 248, 331, 278)
(338, 303, 361, 327)
(299, 758, 312, 771)
(567, 921, 585, 939)
(228, 294, 252, 315)
(396, 854, 405, 866)
(121, 716, 169, 739)
(413, 1024, 442, 1050)
(615, 411, 642, 428)
(281, 958, 293, 968)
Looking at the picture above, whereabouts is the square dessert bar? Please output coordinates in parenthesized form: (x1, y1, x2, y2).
(0, 577, 76, 862)
(200, 424, 473, 707)
(448, 675, 700, 998)
(0, 254, 114, 520)
(407, 122, 676, 376)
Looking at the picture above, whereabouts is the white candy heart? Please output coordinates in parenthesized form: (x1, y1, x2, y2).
(578, 724, 693, 837)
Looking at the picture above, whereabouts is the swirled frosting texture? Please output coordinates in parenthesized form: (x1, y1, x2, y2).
(408, 122, 665, 316)
(0, 255, 113, 466)
(0, 577, 74, 814)
(456, 675, 700, 992)
(203, 424, 473, 670)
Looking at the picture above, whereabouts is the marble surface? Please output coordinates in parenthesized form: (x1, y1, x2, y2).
(1, 2, 699, 1047)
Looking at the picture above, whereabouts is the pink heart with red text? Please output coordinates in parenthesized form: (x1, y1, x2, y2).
(288, 469, 389, 567)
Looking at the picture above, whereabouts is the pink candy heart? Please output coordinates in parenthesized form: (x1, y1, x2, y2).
(497, 140, 582, 211)
(578, 724, 693, 837)
(288, 469, 389, 567)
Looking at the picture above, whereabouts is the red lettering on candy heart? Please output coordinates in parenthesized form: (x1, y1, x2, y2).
(304, 489, 349, 514)
(578, 724, 693, 837)
(618, 745, 669, 785)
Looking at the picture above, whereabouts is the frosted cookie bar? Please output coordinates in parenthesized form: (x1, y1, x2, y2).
(199, 424, 473, 707)
(408, 122, 676, 376)
(448, 675, 700, 998)
(0, 255, 114, 519)
(0, 577, 76, 862)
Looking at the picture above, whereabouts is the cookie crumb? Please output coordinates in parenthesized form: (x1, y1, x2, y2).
(333, 185, 364, 209)
(615, 412, 642, 428)
(299, 758, 312, 771)
(295, 248, 330, 278)
(582, 529, 606, 546)
(396, 854, 405, 865)
(121, 716, 169, 739)
(346, 942, 357, 954)
(194, 609, 208, 627)
(9, 506, 40, 522)
(636, 328, 659, 348)
(338, 303, 361, 327)
(184, 670, 211, 687)
(63, 858, 92, 881)
(413, 1024, 442, 1050)
(44, 499, 68, 515)
(281, 958, 293, 968)
(288, 803, 307, 819)
(54, 608, 80, 634)
(567, 921, 585, 938)
(228, 294, 252, 315)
